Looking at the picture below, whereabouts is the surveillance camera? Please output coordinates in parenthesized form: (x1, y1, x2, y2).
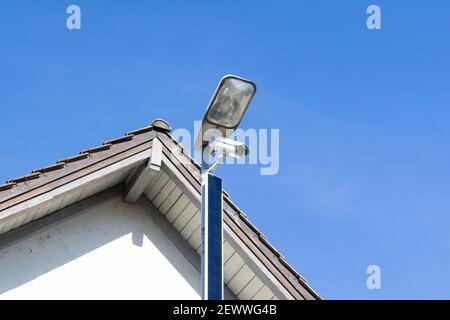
(208, 136, 249, 159)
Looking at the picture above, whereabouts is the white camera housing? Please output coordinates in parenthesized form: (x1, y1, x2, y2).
(208, 136, 249, 159)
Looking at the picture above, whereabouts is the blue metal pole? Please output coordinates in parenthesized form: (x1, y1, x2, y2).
(201, 147, 224, 300)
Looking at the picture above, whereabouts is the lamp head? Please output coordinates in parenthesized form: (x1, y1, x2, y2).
(195, 75, 256, 150)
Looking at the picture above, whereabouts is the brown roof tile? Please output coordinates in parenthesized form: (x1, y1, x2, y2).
(103, 135, 133, 145)
(0, 183, 16, 192)
(7, 173, 41, 184)
(80, 144, 112, 154)
(32, 163, 66, 174)
(57, 153, 89, 164)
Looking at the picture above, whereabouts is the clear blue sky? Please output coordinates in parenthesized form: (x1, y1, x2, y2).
(1, 1, 449, 299)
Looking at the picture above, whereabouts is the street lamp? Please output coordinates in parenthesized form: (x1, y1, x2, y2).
(195, 75, 257, 300)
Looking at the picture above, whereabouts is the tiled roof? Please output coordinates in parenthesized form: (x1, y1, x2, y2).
(0, 118, 320, 300)
(0, 119, 170, 204)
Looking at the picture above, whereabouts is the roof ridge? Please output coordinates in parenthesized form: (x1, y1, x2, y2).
(0, 120, 169, 194)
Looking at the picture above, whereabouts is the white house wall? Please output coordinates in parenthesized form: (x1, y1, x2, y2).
(0, 196, 200, 300)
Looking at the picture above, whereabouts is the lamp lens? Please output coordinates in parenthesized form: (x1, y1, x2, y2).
(207, 78, 255, 128)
